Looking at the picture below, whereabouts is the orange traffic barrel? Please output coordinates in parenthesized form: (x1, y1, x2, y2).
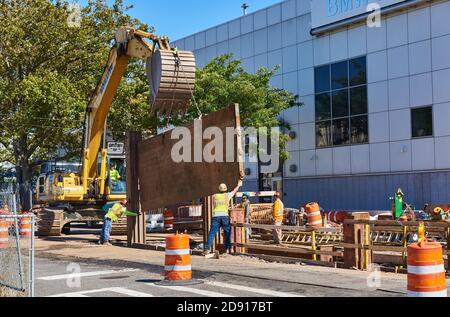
(407, 241, 447, 297)
(19, 214, 32, 237)
(305, 203, 323, 228)
(325, 211, 348, 224)
(164, 210, 174, 231)
(0, 219, 8, 249)
(164, 234, 192, 281)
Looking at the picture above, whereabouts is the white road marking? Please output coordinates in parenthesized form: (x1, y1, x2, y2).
(148, 283, 232, 297)
(204, 281, 305, 297)
(38, 269, 139, 281)
(48, 287, 153, 297)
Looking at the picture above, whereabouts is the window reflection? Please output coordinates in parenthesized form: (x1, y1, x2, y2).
(315, 57, 368, 148)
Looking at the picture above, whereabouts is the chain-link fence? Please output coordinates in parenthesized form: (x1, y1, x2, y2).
(0, 190, 35, 297)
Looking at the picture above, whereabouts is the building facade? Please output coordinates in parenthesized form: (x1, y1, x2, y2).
(173, 0, 450, 210)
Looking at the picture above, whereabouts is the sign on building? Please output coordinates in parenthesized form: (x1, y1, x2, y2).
(311, 0, 425, 30)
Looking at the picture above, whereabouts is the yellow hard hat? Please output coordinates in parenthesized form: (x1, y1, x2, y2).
(219, 183, 228, 192)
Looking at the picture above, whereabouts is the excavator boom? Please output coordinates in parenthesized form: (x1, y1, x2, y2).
(83, 27, 196, 193)
(36, 27, 196, 237)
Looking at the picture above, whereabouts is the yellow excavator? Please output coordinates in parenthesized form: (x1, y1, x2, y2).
(35, 27, 196, 236)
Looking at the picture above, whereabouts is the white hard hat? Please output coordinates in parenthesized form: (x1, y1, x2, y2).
(219, 183, 228, 192)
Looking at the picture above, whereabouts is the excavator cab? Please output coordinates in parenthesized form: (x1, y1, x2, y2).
(108, 157, 126, 196)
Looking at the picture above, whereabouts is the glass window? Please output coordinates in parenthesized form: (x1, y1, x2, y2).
(350, 86, 367, 115)
(333, 118, 350, 146)
(315, 65, 330, 93)
(315, 93, 331, 121)
(316, 121, 332, 148)
(351, 116, 369, 144)
(315, 56, 368, 148)
(349, 57, 367, 86)
(331, 61, 348, 90)
(332, 89, 349, 118)
(412, 107, 433, 138)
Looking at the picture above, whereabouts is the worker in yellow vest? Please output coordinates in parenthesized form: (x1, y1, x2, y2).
(272, 192, 284, 245)
(203, 179, 243, 255)
(98, 200, 138, 245)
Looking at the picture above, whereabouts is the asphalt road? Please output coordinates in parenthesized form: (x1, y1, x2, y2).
(34, 256, 405, 298)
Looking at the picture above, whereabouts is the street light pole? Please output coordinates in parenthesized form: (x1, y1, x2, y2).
(241, 2, 249, 15)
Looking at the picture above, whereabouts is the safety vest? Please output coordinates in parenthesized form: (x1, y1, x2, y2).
(106, 203, 125, 222)
(273, 199, 284, 221)
(213, 193, 229, 217)
(110, 169, 121, 181)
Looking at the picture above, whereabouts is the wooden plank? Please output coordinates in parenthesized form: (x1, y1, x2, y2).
(126, 132, 146, 246)
(233, 222, 342, 233)
(138, 104, 244, 211)
(345, 220, 450, 227)
(236, 243, 343, 257)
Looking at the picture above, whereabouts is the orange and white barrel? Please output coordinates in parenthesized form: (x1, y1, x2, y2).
(6, 214, 15, 227)
(0, 219, 9, 249)
(305, 203, 323, 228)
(164, 234, 192, 281)
(407, 241, 447, 297)
(325, 211, 348, 224)
(19, 214, 32, 237)
(164, 210, 174, 231)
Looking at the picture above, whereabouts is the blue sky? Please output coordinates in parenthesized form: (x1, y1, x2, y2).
(77, 0, 281, 40)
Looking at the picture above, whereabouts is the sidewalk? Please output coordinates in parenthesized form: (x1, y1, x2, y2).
(34, 234, 416, 296)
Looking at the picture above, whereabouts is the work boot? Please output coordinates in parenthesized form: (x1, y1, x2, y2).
(202, 250, 211, 256)
(103, 242, 112, 246)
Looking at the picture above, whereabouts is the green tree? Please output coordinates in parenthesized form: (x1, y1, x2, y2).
(0, 0, 148, 210)
(108, 53, 301, 163)
(175, 54, 301, 161)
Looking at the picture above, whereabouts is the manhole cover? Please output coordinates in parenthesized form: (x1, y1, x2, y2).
(100, 275, 130, 280)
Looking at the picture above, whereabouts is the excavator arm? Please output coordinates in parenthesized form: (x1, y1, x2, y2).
(82, 27, 196, 197)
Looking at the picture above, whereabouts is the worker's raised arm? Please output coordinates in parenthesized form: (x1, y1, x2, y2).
(229, 179, 244, 198)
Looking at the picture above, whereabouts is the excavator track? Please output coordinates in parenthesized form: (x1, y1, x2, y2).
(37, 207, 66, 237)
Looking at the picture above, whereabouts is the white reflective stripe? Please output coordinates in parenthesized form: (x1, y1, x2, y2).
(20, 229, 32, 232)
(310, 220, 323, 226)
(408, 264, 445, 275)
(0, 228, 9, 232)
(408, 290, 447, 297)
(333, 213, 338, 222)
(0, 238, 9, 241)
(307, 211, 321, 217)
(165, 249, 190, 256)
(164, 217, 174, 221)
(165, 265, 192, 272)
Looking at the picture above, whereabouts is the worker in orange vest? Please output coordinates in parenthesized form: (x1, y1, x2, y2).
(272, 192, 284, 245)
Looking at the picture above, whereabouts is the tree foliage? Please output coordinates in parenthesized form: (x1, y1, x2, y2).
(0, 0, 148, 209)
(176, 54, 301, 160)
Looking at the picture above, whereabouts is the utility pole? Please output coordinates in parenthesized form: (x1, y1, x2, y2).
(241, 2, 249, 15)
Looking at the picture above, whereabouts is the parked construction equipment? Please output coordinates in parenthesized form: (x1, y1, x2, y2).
(35, 27, 196, 236)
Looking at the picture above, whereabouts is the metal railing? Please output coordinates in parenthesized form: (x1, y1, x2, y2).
(0, 191, 35, 297)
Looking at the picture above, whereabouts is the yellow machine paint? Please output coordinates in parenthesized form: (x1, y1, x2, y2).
(36, 28, 196, 236)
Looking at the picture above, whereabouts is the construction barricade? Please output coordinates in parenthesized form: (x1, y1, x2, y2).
(156, 234, 202, 286)
(407, 240, 447, 297)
